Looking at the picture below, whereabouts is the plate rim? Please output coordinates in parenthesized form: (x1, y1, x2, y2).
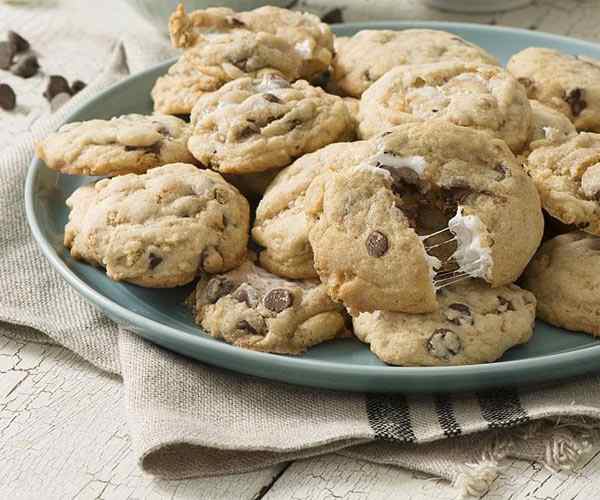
(25, 20, 600, 392)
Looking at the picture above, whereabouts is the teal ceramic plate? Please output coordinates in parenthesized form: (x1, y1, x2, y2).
(26, 22, 600, 393)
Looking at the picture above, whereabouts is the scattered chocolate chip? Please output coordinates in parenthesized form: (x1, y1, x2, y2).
(70, 79, 86, 94)
(0, 41, 15, 70)
(312, 70, 331, 89)
(517, 77, 534, 90)
(7, 31, 29, 53)
(363, 69, 374, 82)
(446, 303, 473, 325)
(565, 88, 586, 117)
(321, 7, 344, 24)
(232, 285, 260, 308)
(497, 296, 515, 312)
(231, 57, 248, 71)
(214, 187, 229, 204)
(229, 17, 246, 27)
(365, 231, 389, 257)
(43, 75, 71, 102)
(0, 83, 16, 111)
(237, 319, 258, 335)
(263, 288, 294, 313)
(494, 163, 510, 180)
(206, 276, 235, 303)
(427, 329, 462, 359)
(236, 122, 260, 141)
(148, 253, 163, 270)
(124, 141, 162, 154)
(444, 185, 473, 208)
(50, 92, 71, 112)
(11, 54, 39, 78)
(263, 93, 281, 103)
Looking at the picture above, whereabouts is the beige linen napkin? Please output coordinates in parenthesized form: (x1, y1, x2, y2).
(2, 14, 600, 500)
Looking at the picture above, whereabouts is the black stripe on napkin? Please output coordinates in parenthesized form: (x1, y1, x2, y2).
(478, 388, 529, 429)
(435, 394, 462, 437)
(366, 394, 417, 442)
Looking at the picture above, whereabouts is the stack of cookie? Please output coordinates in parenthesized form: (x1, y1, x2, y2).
(35, 3, 600, 366)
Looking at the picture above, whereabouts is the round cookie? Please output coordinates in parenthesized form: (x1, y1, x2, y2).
(522, 231, 600, 336)
(353, 281, 536, 366)
(193, 259, 348, 354)
(169, 4, 333, 81)
(36, 114, 194, 177)
(358, 61, 531, 153)
(507, 48, 600, 132)
(526, 132, 600, 235)
(526, 99, 577, 152)
(252, 140, 377, 279)
(64, 163, 249, 287)
(331, 29, 499, 97)
(305, 121, 544, 313)
(152, 31, 300, 115)
(188, 75, 355, 174)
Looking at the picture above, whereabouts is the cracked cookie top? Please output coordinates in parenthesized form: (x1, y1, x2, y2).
(169, 4, 333, 81)
(64, 163, 249, 288)
(193, 259, 348, 354)
(358, 61, 531, 153)
(353, 280, 536, 366)
(188, 75, 355, 174)
(508, 47, 600, 132)
(36, 114, 194, 177)
(152, 31, 301, 115)
(331, 29, 499, 97)
(526, 132, 600, 235)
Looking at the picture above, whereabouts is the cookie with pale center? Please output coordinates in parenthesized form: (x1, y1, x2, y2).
(353, 280, 536, 366)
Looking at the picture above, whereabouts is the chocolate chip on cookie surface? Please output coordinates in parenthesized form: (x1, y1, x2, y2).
(358, 61, 532, 153)
(36, 114, 195, 176)
(353, 280, 536, 366)
(508, 48, 600, 132)
(332, 29, 499, 97)
(188, 75, 355, 174)
(193, 259, 348, 354)
(305, 121, 543, 313)
(64, 163, 250, 287)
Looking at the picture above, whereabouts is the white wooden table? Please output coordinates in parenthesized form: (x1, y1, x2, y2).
(2, 0, 600, 498)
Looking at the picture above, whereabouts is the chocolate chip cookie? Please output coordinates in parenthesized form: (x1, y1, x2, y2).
(332, 29, 499, 97)
(152, 31, 299, 115)
(522, 231, 600, 336)
(188, 75, 355, 174)
(527, 132, 600, 235)
(508, 48, 600, 132)
(169, 4, 333, 81)
(305, 121, 544, 313)
(353, 280, 536, 366)
(36, 114, 194, 176)
(252, 140, 378, 279)
(358, 62, 531, 153)
(193, 259, 348, 354)
(64, 163, 249, 287)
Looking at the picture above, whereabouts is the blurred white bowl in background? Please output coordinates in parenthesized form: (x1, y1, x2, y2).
(423, 0, 533, 13)
(125, 0, 291, 34)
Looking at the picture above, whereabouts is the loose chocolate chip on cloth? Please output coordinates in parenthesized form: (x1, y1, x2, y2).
(43, 74, 72, 101)
(12, 54, 39, 78)
(0, 83, 16, 110)
(7, 30, 30, 53)
(0, 40, 15, 70)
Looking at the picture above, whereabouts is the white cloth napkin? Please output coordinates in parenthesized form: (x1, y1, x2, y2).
(1, 3, 600, 497)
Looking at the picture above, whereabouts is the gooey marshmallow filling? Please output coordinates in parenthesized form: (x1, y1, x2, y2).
(447, 207, 493, 280)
